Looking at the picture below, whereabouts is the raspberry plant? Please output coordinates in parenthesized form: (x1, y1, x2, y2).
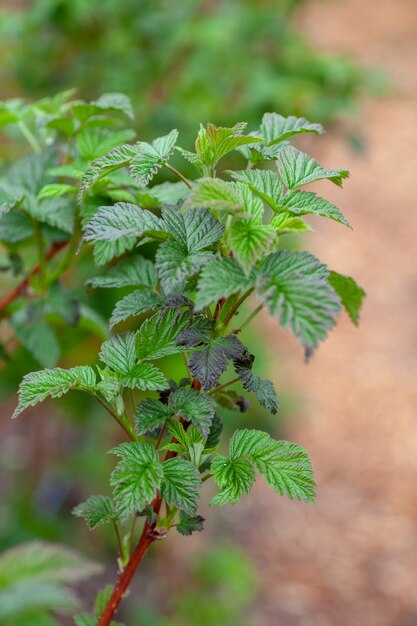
(3, 93, 365, 625)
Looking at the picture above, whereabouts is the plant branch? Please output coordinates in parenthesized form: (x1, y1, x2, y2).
(164, 162, 192, 189)
(208, 376, 240, 396)
(92, 394, 137, 441)
(0, 241, 68, 315)
(239, 303, 263, 331)
(97, 518, 157, 626)
(222, 288, 254, 327)
(111, 520, 124, 562)
(18, 121, 41, 153)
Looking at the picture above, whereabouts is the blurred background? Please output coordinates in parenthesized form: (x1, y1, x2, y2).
(0, 0, 415, 625)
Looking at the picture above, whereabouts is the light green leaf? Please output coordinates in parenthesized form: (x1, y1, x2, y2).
(135, 398, 172, 434)
(162, 206, 224, 253)
(86, 256, 157, 290)
(29, 198, 75, 234)
(230, 429, 316, 503)
(276, 146, 349, 189)
(110, 442, 163, 521)
(328, 271, 366, 325)
(194, 256, 255, 310)
(99, 333, 136, 375)
(260, 113, 324, 145)
(0, 211, 33, 242)
(14, 320, 60, 369)
(72, 495, 116, 530)
(229, 219, 276, 275)
(256, 250, 341, 351)
(210, 455, 255, 505)
(283, 190, 350, 227)
(76, 129, 136, 162)
(0, 541, 102, 587)
(161, 457, 201, 514)
(120, 362, 168, 391)
(109, 289, 163, 328)
(156, 242, 214, 294)
(80, 143, 140, 198)
(91, 92, 134, 119)
(37, 184, 77, 200)
(270, 212, 311, 234)
(84, 202, 163, 244)
(187, 122, 262, 173)
(227, 169, 285, 213)
(13, 366, 97, 418)
(185, 178, 244, 214)
(129, 129, 178, 186)
(136, 309, 190, 361)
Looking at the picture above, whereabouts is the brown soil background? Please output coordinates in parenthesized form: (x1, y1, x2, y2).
(238, 1, 417, 624)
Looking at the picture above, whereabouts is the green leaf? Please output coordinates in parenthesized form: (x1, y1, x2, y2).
(186, 178, 244, 214)
(120, 362, 168, 391)
(156, 242, 214, 294)
(135, 398, 172, 434)
(270, 212, 311, 234)
(13, 366, 96, 418)
(72, 495, 116, 530)
(260, 113, 324, 145)
(37, 184, 77, 200)
(0, 583, 76, 621)
(99, 333, 136, 375)
(0, 183, 24, 215)
(14, 320, 60, 369)
(93, 92, 134, 117)
(29, 198, 75, 234)
(86, 256, 157, 289)
(229, 219, 276, 275)
(161, 457, 201, 514)
(162, 206, 224, 253)
(176, 512, 205, 536)
(0, 211, 33, 242)
(227, 169, 285, 213)
(211, 429, 315, 505)
(110, 442, 163, 521)
(283, 190, 350, 228)
(185, 123, 262, 173)
(109, 289, 163, 328)
(120, 363, 169, 391)
(210, 455, 255, 505)
(80, 143, 140, 198)
(233, 182, 265, 222)
(276, 146, 349, 189)
(188, 335, 245, 391)
(136, 309, 190, 361)
(146, 181, 190, 205)
(77, 129, 136, 162)
(0, 541, 101, 587)
(84, 203, 163, 256)
(230, 429, 316, 503)
(194, 257, 255, 310)
(168, 388, 215, 438)
(256, 250, 341, 351)
(328, 271, 366, 325)
(129, 130, 178, 186)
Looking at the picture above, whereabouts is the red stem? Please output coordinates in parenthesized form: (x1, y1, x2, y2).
(0, 241, 68, 314)
(97, 402, 198, 624)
